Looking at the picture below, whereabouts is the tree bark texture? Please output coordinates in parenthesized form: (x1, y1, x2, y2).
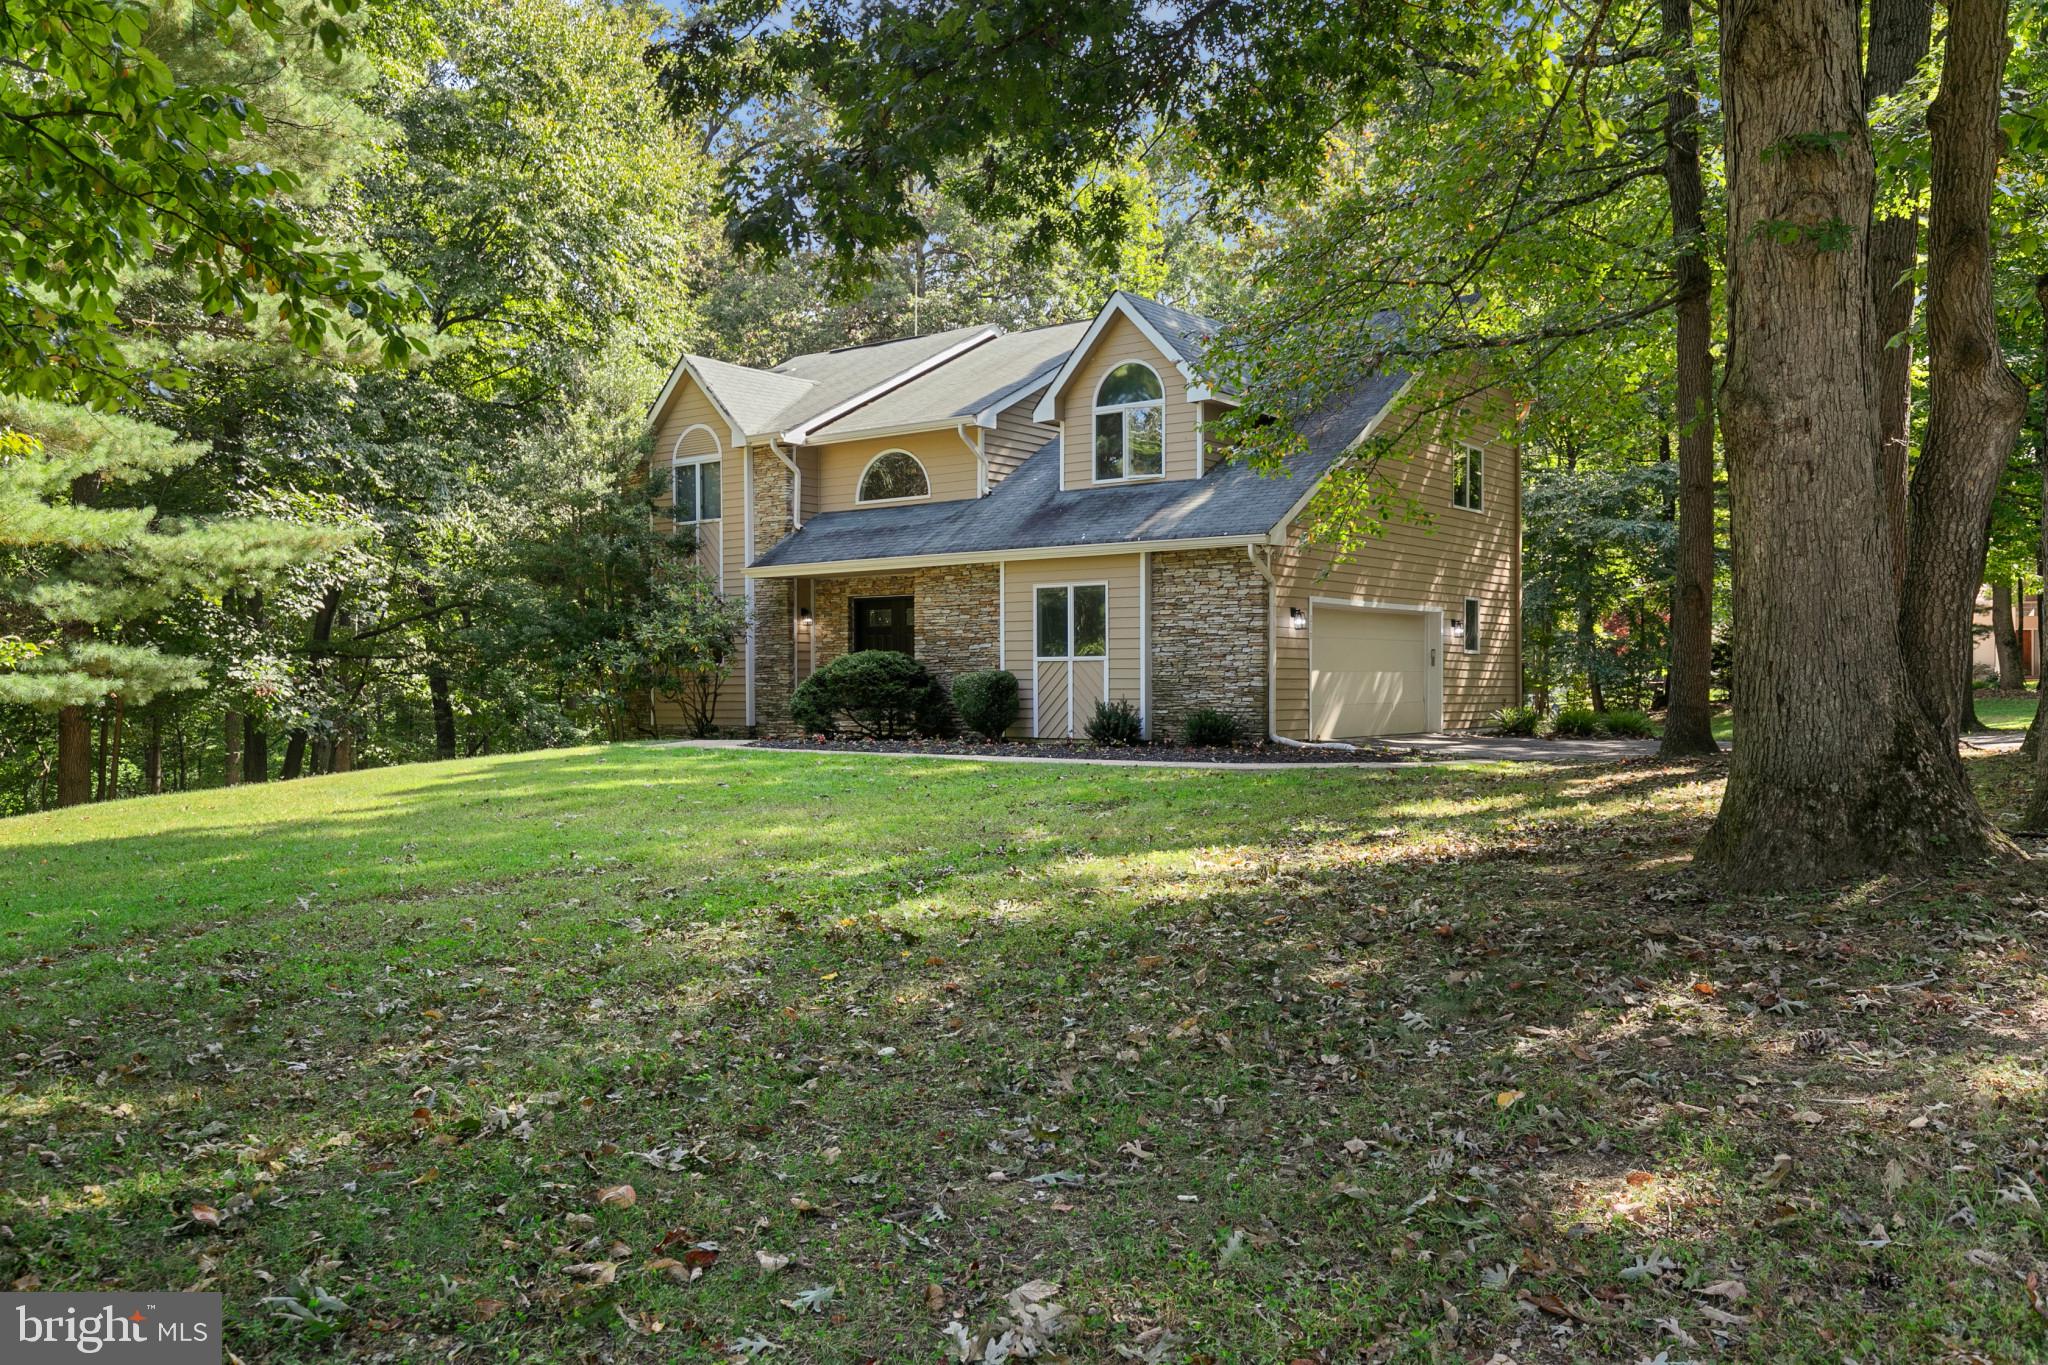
(144, 711, 163, 796)
(2026, 277, 2048, 761)
(1658, 0, 1720, 756)
(56, 706, 91, 807)
(1864, 0, 1934, 588)
(1702, 0, 2004, 885)
(281, 730, 308, 781)
(244, 714, 268, 783)
(1895, 0, 2029, 756)
(1993, 576, 2026, 688)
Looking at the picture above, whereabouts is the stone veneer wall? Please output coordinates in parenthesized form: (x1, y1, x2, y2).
(750, 447, 797, 735)
(790, 565, 1001, 732)
(1147, 547, 1269, 741)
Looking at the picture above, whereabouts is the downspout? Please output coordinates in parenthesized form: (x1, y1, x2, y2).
(957, 421, 987, 496)
(1246, 543, 1363, 753)
(769, 439, 801, 530)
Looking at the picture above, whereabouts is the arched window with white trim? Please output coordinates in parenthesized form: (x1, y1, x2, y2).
(856, 449, 931, 504)
(1092, 362, 1165, 482)
(670, 425, 723, 526)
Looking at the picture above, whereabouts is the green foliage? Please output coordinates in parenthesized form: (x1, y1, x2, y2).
(1083, 698, 1145, 746)
(0, 398, 348, 714)
(1600, 708, 1657, 738)
(639, 569, 750, 739)
(1548, 705, 1603, 738)
(788, 651, 950, 739)
(1490, 705, 1541, 737)
(0, 0, 414, 403)
(1179, 707, 1242, 747)
(950, 668, 1019, 741)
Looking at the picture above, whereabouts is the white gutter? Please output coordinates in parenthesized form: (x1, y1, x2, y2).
(956, 420, 987, 496)
(769, 439, 802, 530)
(743, 533, 1267, 579)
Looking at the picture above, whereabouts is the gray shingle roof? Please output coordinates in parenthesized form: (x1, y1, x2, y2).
(1121, 292, 1222, 371)
(680, 325, 995, 439)
(750, 369, 1410, 571)
(803, 322, 1089, 440)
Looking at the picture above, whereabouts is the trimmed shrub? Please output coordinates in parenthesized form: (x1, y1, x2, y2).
(1490, 705, 1541, 737)
(1181, 707, 1242, 747)
(951, 668, 1019, 741)
(1600, 708, 1656, 738)
(1547, 704, 1603, 738)
(787, 650, 950, 739)
(1083, 698, 1145, 746)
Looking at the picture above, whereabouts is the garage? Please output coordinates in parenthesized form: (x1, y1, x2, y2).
(1309, 604, 1440, 738)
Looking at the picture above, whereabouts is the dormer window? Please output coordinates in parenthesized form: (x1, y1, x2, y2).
(1092, 362, 1165, 482)
(857, 449, 931, 504)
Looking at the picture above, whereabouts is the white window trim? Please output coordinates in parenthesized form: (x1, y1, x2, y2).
(1031, 581, 1111, 738)
(854, 448, 933, 506)
(1090, 362, 1167, 485)
(669, 425, 725, 526)
(670, 456, 723, 526)
(1453, 444, 1485, 512)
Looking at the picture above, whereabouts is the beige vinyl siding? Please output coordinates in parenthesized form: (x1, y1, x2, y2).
(1052, 314, 1201, 488)
(1000, 554, 1144, 737)
(985, 396, 1057, 488)
(1272, 387, 1522, 736)
(808, 430, 980, 513)
(645, 374, 748, 734)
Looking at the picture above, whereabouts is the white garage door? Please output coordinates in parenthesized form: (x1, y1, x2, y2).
(1310, 607, 1434, 739)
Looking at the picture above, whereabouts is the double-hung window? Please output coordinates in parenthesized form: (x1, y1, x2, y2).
(1452, 445, 1484, 511)
(1092, 362, 1165, 482)
(673, 457, 722, 526)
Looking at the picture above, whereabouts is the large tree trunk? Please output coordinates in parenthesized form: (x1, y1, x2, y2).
(1701, 0, 2005, 886)
(1895, 0, 2029, 755)
(102, 697, 124, 801)
(1993, 576, 2026, 688)
(332, 728, 354, 773)
(280, 730, 308, 781)
(1658, 0, 1719, 756)
(2026, 277, 2048, 761)
(56, 706, 91, 807)
(244, 714, 269, 783)
(1865, 0, 1935, 588)
(428, 667, 458, 760)
(223, 708, 244, 786)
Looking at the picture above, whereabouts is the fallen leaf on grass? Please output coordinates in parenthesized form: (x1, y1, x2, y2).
(596, 1184, 636, 1209)
(756, 1251, 791, 1273)
(1696, 1279, 1747, 1301)
(1754, 1154, 1794, 1189)
(1518, 1290, 1589, 1323)
(189, 1203, 222, 1228)
(780, 1285, 836, 1313)
(563, 1261, 617, 1285)
(1495, 1090, 1526, 1109)
(925, 1283, 946, 1313)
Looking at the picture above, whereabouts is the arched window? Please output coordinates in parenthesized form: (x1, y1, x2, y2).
(670, 425, 723, 526)
(1092, 362, 1165, 482)
(857, 449, 931, 503)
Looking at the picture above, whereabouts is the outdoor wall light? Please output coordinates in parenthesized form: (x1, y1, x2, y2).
(798, 606, 813, 627)
(1288, 607, 1306, 629)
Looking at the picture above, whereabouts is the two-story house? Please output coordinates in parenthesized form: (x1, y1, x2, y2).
(644, 292, 1520, 742)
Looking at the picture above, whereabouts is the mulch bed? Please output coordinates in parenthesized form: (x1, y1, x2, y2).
(747, 735, 1425, 763)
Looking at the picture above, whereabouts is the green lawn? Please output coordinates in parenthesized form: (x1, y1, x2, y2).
(4, 746, 2046, 1362)
(1695, 692, 2035, 742)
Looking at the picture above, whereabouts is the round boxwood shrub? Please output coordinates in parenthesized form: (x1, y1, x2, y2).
(950, 668, 1019, 741)
(1180, 707, 1242, 747)
(1084, 698, 1145, 746)
(788, 650, 950, 739)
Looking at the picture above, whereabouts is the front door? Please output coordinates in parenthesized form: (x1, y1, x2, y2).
(851, 595, 915, 655)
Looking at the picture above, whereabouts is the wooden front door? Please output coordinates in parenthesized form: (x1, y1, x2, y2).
(851, 595, 915, 655)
